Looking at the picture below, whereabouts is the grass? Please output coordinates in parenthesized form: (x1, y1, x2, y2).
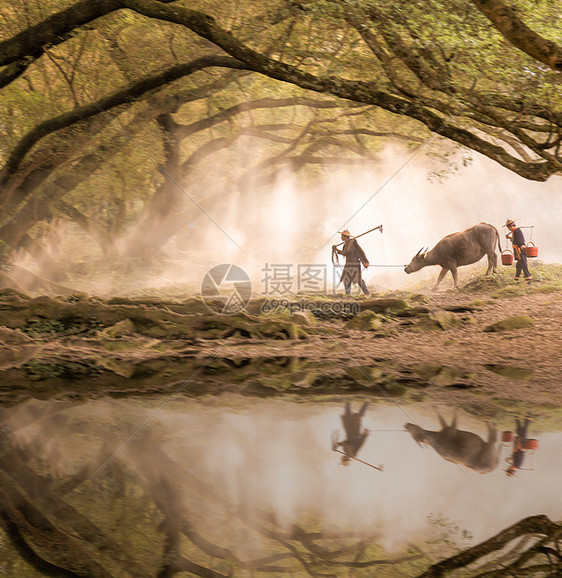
(462, 398, 562, 433)
(459, 262, 562, 297)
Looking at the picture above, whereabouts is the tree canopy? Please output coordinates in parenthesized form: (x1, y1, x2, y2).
(0, 0, 561, 283)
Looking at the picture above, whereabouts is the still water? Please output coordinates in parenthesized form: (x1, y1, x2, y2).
(0, 394, 560, 576)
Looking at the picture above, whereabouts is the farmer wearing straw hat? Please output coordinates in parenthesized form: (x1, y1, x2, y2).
(505, 219, 532, 283)
(332, 229, 370, 294)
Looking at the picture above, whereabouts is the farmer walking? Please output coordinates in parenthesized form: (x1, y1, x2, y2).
(505, 219, 532, 283)
(332, 230, 370, 295)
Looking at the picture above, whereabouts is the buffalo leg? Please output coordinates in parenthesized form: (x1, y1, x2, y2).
(450, 267, 459, 289)
(433, 268, 448, 291)
(485, 251, 497, 274)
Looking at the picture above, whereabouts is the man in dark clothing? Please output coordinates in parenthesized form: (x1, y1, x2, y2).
(506, 416, 532, 476)
(332, 230, 370, 295)
(333, 402, 370, 466)
(505, 219, 532, 283)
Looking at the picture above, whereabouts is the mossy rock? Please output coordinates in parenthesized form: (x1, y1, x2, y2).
(430, 310, 460, 330)
(99, 319, 136, 338)
(244, 298, 271, 316)
(290, 311, 317, 327)
(0, 344, 40, 370)
(0, 288, 30, 300)
(346, 310, 384, 331)
(241, 378, 281, 396)
(412, 310, 460, 332)
(346, 365, 384, 382)
(96, 358, 136, 378)
(483, 315, 534, 332)
(430, 367, 472, 387)
(361, 298, 410, 315)
(411, 364, 474, 386)
(484, 364, 534, 381)
(412, 318, 441, 332)
(0, 326, 32, 345)
(411, 364, 443, 380)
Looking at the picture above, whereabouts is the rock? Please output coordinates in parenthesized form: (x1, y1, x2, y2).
(97, 358, 136, 378)
(412, 318, 441, 332)
(484, 364, 534, 381)
(361, 298, 410, 315)
(0, 326, 32, 345)
(431, 367, 467, 387)
(346, 365, 385, 385)
(429, 310, 460, 330)
(290, 311, 317, 327)
(0, 288, 29, 300)
(412, 310, 460, 331)
(346, 310, 384, 331)
(411, 364, 443, 380)
(483, 315, 534, 332)
(404, 305, 432, 316)
(244, 298, 271, 316)
(100, 319, 136, 338)
(412, 364, 473, 387)
(0, 344, 39, 370)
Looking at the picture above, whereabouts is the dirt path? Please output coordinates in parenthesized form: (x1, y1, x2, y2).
(1, 286, 561, 417)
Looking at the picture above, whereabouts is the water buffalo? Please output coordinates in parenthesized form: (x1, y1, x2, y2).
(405, 408, 500, 474)
(404, 222, 502, 290)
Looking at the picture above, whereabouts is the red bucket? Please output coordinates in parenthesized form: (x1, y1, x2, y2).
(501, 431, 513, 443)
(526, 241, 538, 258)
(524, 438, 539, 450)
(501, 250, 513, 266)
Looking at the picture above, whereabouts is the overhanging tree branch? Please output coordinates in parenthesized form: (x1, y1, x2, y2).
(115, 0, 557, 180)
(471, 0, 562, 71)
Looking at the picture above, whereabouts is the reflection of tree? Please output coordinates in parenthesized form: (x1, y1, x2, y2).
(418, 515, 562, 577)
(0, 402, 424, 576)
(0, 402, 559, 577)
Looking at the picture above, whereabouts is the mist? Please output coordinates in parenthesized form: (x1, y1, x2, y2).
(7, 397, 559, 559)
(106, 147, 562, 296)
(159, 399, 562, 551)
(13, 143, 560, 298)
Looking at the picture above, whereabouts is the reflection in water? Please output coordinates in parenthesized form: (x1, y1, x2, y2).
(404, 407, 500, 474)
(504, 417, 537, 477)
(0, 398, 560, 576)
(332, 402, 374, 467)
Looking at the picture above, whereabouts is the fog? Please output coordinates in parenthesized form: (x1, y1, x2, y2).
(7, 398, 560, 557)
(134, 147, 562, 296)
(160, 399, 562, 550)
(13, 145, 560, 297)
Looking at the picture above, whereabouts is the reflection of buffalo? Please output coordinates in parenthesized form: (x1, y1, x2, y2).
(404, 222, 501, 290)
(405, 409, 500, 474)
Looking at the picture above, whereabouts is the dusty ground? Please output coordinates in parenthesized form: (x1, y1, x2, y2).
(226, 289, 562, 408)
(0, 279, 561, 421)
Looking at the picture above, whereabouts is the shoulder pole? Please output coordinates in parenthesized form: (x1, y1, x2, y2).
(334, 224, 383, 248)
(333, 449, 384, 471)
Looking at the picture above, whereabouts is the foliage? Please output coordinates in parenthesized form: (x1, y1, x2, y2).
(1, 0, 561, 286)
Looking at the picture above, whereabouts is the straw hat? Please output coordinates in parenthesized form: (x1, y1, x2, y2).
(338, 229, 352, 237)
(504, 218, 517, 227)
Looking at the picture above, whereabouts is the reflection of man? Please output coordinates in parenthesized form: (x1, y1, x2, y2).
(332, 230, 370, 295)
(333, 402, 369, 466)
(506, 417, 532, 477)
